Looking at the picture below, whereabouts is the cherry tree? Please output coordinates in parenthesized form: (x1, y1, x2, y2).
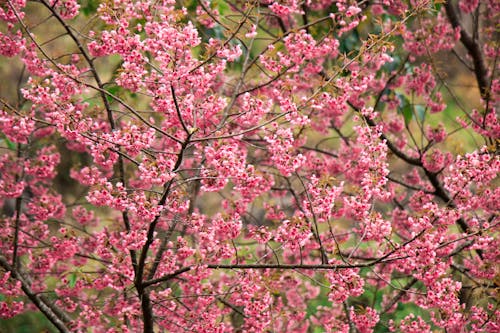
(0, 0, 498, 332)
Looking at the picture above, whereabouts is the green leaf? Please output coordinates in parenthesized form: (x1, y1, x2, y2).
(415, 104, 426, 122)
(213, 25, 224, 40)
(105, 85, 121, 103)
(339, 29, 360, 54)
(396, 93, 412, 125)
(432, 0, 446, 12)
(0, 137, 17, 150)
(401, 103, 413, 125)
(7, 139, 16, 150)
(214, 0, 229, 15)
(68, 272, 78, 288)
(81, 0, 99, 16)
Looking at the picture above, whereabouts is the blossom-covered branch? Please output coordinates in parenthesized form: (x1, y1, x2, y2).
(0, 0, 498, 332)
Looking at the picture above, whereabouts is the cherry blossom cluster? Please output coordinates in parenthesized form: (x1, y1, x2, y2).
(0, 0, 498, 332)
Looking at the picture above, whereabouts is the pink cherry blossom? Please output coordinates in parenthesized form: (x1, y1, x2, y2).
(0, 0, 498, 331)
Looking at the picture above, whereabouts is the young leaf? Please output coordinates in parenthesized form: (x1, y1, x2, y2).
(68, 272, 78, 288)
(397, 93, 413, 125)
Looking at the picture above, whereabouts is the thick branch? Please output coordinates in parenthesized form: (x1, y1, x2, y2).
(134, 136, 192, 333)
(0, 257, 71, 333)
(445, 1, 489, 100)
(11, 143, 23, 269)
(424, 169, 471, 234)
(170, 85, 190, 134)
(351, 98, 473, 235)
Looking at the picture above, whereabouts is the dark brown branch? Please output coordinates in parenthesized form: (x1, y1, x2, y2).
(301, 3, 309, 32)
(171, 84, 190, 134)
(143, 267, 192, 288)
(343, 300, 357, 333)
(380, 278, 418, 314)
(445, 1, 489, 100)
(347, 101, 422, 166)
(293, 173, 329, 264)
(140, 292, 154, 333)
(300, 145, 339, 158)
(216, 297, 248, 318)
(423, 169, 470, 234)
(147, 218, 179, 280)
(11, 143, 23, 269)
(365, 115, 422, 166)
(386, 174, 426, 193)
(134, 135, 192, 332)
(373, 54, 409, 111)
(351, 99, 474, 237)
(0, 257, 71, 333)
(143, 257, 404, 288)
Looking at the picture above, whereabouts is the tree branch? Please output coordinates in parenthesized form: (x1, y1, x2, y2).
(0, 256, 71, 333)
(143, 258, 405, 288)
(445, 0, 489, 100)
